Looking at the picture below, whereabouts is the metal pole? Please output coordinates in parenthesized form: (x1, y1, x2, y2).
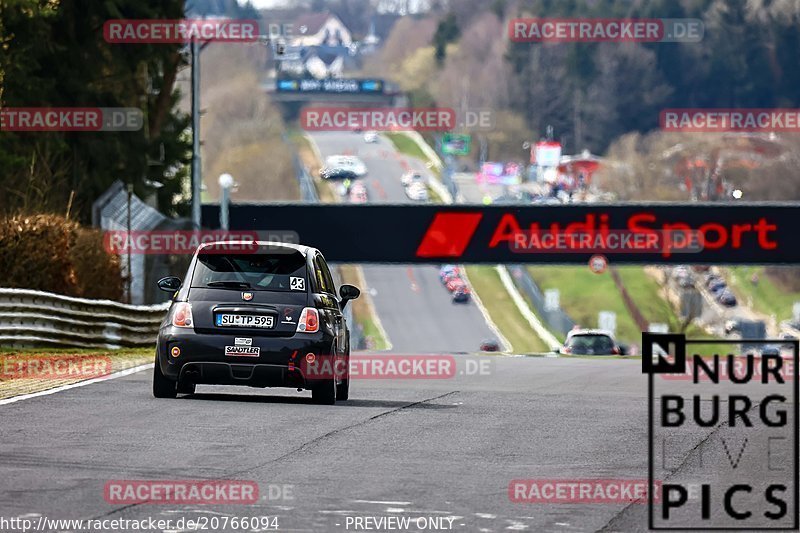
(191, 38, 201, 228)
(126, 183, 133, 304)
(219, 173, 233, 230)
(220, 186, 229, 230)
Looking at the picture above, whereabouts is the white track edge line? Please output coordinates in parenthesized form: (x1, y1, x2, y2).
(0, 363, 154, 406)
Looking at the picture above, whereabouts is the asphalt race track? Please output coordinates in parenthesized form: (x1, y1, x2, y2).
(2, 355, 790, 532)
(307, 131, 498, 353)
(0, 357, 674, 532)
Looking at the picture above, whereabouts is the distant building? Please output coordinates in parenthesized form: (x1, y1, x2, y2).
(358, 20, 381, 55)
(292, 12, 352, 47)
(281, 46, 345, 78)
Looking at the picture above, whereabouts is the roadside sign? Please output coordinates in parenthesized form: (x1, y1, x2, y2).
(544, 289, 560, 312)
(533, 140, 561, 166)
(648, 323, 669, 333)
(588, 254, 608, 274)
(598, 311, 616, 335)
(442, 133, 471, 155)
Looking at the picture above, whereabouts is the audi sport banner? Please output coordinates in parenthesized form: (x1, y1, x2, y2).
(202, 204, 798, 264)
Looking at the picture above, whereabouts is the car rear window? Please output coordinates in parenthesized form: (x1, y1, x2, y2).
(191, 251, 307, 292)
(567, 334, 615, 353)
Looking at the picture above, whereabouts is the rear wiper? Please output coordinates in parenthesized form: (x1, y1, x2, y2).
(206, 281, 251, 288)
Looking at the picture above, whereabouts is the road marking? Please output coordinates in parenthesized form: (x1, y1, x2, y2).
(0, 363, 153, 406)
(353, 500, 411, 505)
(495, 265, 561, 349)
(406, 267, 420, 292)
(371, 178, 388, 200)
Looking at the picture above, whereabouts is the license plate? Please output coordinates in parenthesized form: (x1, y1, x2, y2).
(215, 314, 275, 328)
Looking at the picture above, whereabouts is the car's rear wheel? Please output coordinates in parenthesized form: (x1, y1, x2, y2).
(153, 356, 177, 399)
(312, 379, 336, 405)
(335, 354, 349, 401)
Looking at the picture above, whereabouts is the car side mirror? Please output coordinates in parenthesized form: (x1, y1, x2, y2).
(157, 276, 182, 292)
(339, 284, 360, 308)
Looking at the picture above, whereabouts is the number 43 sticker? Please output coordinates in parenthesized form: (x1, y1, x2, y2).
(290, 277, 305, 291)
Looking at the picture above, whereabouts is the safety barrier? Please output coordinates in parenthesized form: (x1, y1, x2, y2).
(0, 288, 169, 349)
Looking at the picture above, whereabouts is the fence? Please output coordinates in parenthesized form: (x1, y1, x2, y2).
(293, 152, 320, 203)
(0, 288, 168, 349)
(507, 265, 575, 337)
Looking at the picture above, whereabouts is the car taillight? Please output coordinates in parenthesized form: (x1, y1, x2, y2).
(563, 346, 571, 354)
(296, 308, 319, 333)
(612, 346, 621, 355)
(171, 302, 193, 328)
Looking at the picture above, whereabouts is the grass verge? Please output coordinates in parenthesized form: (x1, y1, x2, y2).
(0, 347, 153, 400)
(528, 266, 642, 343)
(465, 266, 548, 354)
(727, 266, 799, 321)
(384, 131, 429, 161)
(528, 265, 707, 345)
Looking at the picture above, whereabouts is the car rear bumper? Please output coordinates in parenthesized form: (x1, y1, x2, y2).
(157, 327, 338, 388)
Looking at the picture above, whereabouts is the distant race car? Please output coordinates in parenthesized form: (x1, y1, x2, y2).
(441, 272, 461, 286)
(401, 171, 425, 187)
(324, 155, 367, 177)
(439, 265, 459, 282)
(320, 167, 358, 181)
(716, 289, 737, 307)
(480, 339, 501, 352)
(452, 288, 470, 303)
(349, 182, 368, 203)
(708, 279, 727, 293)
(363, 131, 378, 143)
(558, 329, 621, 355)
(153, 241, 360, 404)
(760, 344, 782, 357)
(445, 277, 467, 293)
(405, 182, 429, 201)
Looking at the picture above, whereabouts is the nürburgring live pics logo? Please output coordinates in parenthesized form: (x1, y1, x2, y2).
(643, 332, 798, 530)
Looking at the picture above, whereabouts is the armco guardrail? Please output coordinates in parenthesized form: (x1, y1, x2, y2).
(507, 265, 575, 337)
(0, 288, 169, 349)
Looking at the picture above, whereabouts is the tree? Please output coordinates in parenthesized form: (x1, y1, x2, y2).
(0, 0, 191, 220)
(433, 12, 459, 65)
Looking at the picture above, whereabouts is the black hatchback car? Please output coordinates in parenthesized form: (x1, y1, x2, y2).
(153, 241, 360, 404)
